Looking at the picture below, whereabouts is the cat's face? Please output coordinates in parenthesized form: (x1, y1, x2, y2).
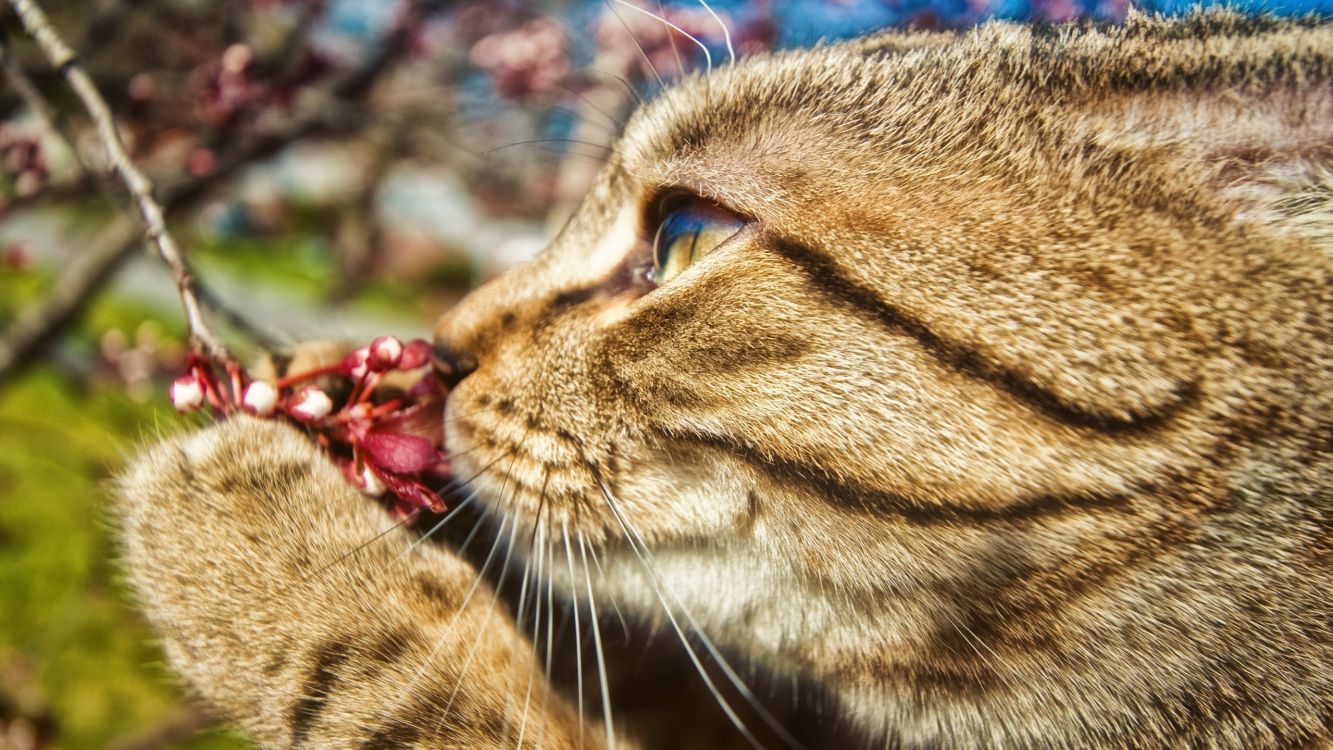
(435, 14, 1331, 733)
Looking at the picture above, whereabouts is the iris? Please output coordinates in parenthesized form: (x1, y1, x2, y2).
(651, 200, 747, 285)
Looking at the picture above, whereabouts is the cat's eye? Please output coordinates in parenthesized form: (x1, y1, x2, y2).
(651, 200, 747, 285)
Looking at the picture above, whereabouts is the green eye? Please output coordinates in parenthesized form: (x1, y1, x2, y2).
(652, 201, 747, 285)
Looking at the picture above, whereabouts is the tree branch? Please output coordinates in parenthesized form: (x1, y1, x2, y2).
(0, 101, 367, 384)
(0, 35, 80, 175)
(6, 0, 230, 362)
(0, 0, 445, 384)
(0, 215, 139, 378)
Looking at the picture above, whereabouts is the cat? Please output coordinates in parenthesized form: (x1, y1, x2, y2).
(116, 10, 1332, 749)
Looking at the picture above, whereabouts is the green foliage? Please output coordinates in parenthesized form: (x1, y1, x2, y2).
(0, 370, 248, 749)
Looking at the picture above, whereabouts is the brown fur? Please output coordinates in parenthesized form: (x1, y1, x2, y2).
(118, 12, 1332, 748)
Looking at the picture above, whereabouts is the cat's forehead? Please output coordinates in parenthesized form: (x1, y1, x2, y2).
(618, 43, 907, 170)
(608, 43, 917, 213)
(605, 27, 1067, 212)
(602, 12, 1333, 225)
(601, 31, 1050, 229)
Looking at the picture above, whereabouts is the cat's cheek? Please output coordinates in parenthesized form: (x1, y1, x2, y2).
(607, 446, 758, 540)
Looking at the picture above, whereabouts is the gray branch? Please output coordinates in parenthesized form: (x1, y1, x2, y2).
(6, 0, 231, 363)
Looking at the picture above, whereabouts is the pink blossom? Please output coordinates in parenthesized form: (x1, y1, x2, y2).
(399, 339, 432, 370)
(242, 381, 279, 416)
(170, 336, 451, 514)
(288, 386, 333, 421)
(361, 431, 439, 474)
(169, 373, 205, 412)
(369, 336, 404, 370)
(342, 347, 371, 379)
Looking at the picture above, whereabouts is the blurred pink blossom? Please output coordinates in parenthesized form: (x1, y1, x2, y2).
(470, 17, 571, 98)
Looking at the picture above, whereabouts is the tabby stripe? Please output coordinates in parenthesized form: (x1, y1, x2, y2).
(668, 428, 1130, 526)
(290, 638, 351, 748)
(290, 629, 420, 749)
(358, 720, 420, 749)
(217, 459, 311, 498)
(766, 236, 1194, 434)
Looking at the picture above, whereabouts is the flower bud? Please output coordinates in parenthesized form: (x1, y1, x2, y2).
(169, 373, 204, 412)
(342, 347, 371, 379)
(398, 339, 432, 370)
(360, 465, 386, 497)
(369, 335, 403, 371)
(241, 380, 278, 416)
(288, 386, 333, 421)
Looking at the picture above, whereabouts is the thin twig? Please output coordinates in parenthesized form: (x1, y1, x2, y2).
(0, 2, 441, 384)
(194, 278, 285, 351)
(0, 31, 134, 217)
(0, 35, 83, 176)
(6, 0, 230, 362)
(0, 101, 366, 384)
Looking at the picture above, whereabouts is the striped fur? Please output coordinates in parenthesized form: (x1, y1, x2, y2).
(119, 12, 1331, 748)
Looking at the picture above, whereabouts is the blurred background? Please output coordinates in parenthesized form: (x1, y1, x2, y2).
(0, 0, 1327, 748)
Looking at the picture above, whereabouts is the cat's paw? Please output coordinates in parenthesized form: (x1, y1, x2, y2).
(116, 417, 598, 749)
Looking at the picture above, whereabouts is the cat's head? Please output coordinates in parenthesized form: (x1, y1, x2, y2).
(435, 12, 1332, 741)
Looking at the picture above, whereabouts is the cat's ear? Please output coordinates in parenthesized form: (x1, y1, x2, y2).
(1081, 17, 1332, 242)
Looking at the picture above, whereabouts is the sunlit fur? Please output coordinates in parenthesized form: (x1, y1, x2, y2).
(119, 12, 1331, 749)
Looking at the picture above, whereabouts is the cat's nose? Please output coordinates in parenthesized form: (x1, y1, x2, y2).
(431, 342, 477, 390)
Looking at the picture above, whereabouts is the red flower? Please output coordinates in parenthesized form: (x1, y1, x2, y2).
(169, 338, 451, 514)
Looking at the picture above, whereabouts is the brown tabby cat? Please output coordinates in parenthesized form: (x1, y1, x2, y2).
(116, 11, 1332, 749)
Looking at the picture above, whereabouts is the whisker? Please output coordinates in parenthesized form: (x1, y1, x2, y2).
(290, 510, 418, 590)
(561, 524, 587, 747)
(449, 436, 528, 559)
(557, 81, 627, 132)
(586, 66, 644, 107)
(505, 471, 551, 747)
(450, 492, 497, 559)
(388, 513, 512, 723)
(589, 466, 805, 750)
(697, 0, 735, 66)
(442, 513, 524, 721)
(252, 443, 505, 598)
(484, 138, 614, 156)
(656, 0, 685, 76)
(503, 528, 537, 746)
(392, 494, 477, 563)
(396, 448, 517, 571)
(535, 148, 612, 166)
(578, 532, 617, 749)
(428, 430, 536, 736)
(595, 490, 762, 748)
(514, 518, 549, 749)
(519, 469, 552, 628)
(604, 0, 667, 87)
(611, 0, 713, 73)
(538, 527, 557, 749)
(585, 541, 631, 640)
(543, 505, 557, 677)
(550, 103, 620, 137)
